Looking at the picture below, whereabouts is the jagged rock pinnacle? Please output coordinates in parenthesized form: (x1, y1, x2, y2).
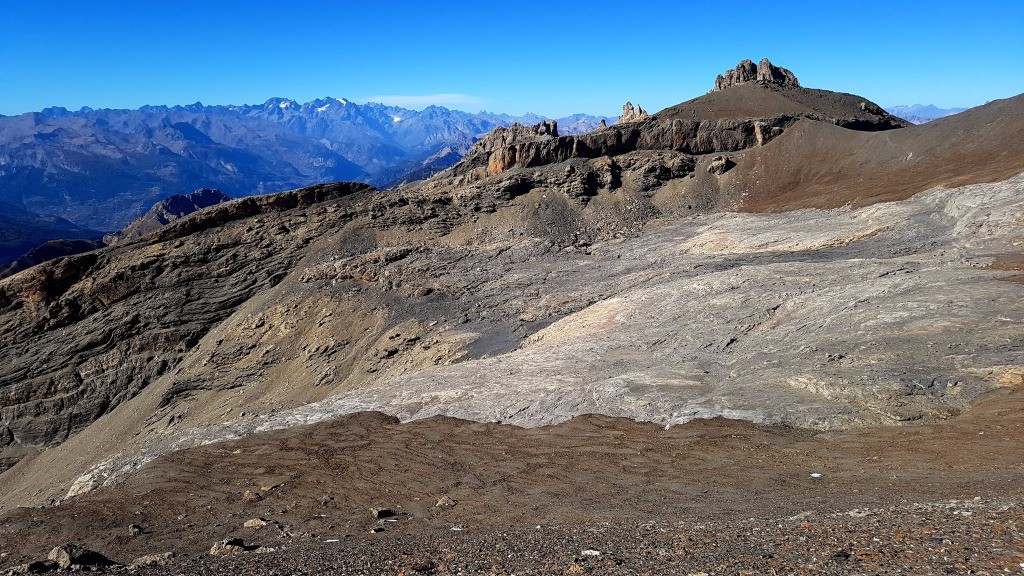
(713, 58, 800, 91)
(619, 102, 649, 124)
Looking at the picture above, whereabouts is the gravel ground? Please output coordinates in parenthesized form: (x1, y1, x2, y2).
(125, 500, 1024, 575)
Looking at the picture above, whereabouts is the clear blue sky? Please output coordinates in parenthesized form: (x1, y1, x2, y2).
(1, 0, 1022, 117)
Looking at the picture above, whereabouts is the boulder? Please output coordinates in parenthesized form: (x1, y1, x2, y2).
(371, 507, 397, 519)
(129, 552, 174, 568)
(435, 495, 457, 507)
(46, 544, 116, 570)
(707, 156, 736, 175)
(209, 538, 247, 556)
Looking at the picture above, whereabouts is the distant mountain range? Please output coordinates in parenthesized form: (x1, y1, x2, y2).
(885, 104, 968, 125)
(0, 99, 612, 230)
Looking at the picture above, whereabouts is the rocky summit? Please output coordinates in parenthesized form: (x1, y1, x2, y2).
(713, 57, 800, 91)
(618, 101, 649, 123)
(1, 59, 1023, 574)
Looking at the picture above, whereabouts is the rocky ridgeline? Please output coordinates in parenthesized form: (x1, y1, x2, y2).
(458, 116, 788, 177)
(713, 58, 800, 91)
(618, 102, 649, 124)
(451, 59, 905, 180)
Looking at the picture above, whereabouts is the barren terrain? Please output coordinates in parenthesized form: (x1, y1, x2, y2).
(2, 67, 1023, 574)
(2, 376, 1023, 573)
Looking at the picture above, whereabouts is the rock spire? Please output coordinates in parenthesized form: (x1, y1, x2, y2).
(618, 102, 649, 124)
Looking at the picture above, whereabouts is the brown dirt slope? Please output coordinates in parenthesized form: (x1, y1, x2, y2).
(0, 379, 1022, 571)
(657, 82, 907, 130)
(730, 93, 1024, 211)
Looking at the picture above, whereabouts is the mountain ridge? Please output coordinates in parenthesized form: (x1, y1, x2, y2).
(1, 59, 1022, 519)
(0, 98, 612, 230)
(885, 103, 968, 124)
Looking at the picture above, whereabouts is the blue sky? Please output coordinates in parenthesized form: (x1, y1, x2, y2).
(1, 0, 1022, 117)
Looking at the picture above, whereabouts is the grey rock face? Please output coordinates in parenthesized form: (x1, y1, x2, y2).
(463, 121, 562, 175)
(59, 174, 1024, 501)
(714, 58, 800, 91)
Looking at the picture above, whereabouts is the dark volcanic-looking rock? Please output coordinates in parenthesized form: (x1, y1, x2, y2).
(105, 189, 232, 245)
(707, 155, 736, 175)
(714, 58, 800, 91)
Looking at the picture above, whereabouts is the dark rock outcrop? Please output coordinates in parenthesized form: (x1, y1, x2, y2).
(714, 58, 800, 91)
(447, 59, 905, 181)
(454, 116, 794, 178)
(469, 122, 560, 175)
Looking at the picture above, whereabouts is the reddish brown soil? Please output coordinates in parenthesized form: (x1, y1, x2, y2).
(732, 94, 1024, 212)
(988, 253, 1024, 283)
(657, 82, 907, 126)
(1, 379, 1023, 573)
